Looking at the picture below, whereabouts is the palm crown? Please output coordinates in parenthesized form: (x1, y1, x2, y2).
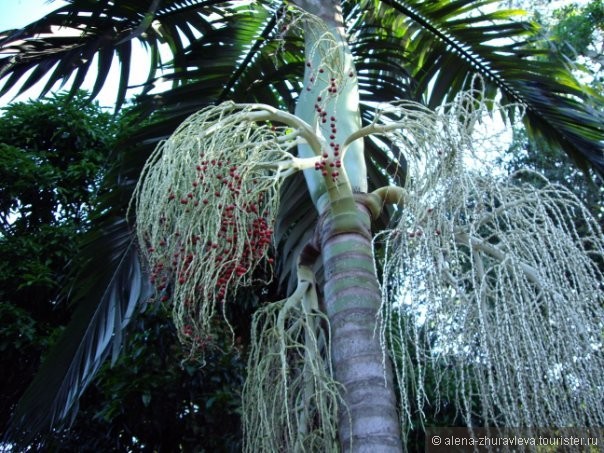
(2, 0, 603, 449)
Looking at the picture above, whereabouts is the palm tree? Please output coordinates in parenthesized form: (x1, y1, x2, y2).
(2, 0, 603, 450)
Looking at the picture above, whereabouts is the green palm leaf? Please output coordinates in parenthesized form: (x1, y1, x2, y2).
(364, 0, 604, 174)
(0, 0, 236, 107)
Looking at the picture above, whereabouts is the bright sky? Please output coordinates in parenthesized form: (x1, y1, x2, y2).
(0, 0, 65, 31)
(0, 0, 148, 108)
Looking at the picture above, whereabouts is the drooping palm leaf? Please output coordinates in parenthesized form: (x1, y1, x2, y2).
(3, 216, 151, 445)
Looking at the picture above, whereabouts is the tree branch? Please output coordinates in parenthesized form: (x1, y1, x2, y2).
(455, 231, 549, 293)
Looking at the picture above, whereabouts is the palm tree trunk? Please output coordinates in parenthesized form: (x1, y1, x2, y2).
(319, 201, 402, 451)
(290, 1, 403, 449)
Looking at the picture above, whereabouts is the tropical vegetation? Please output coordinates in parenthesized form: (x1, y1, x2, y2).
(1, 0, 603, 451)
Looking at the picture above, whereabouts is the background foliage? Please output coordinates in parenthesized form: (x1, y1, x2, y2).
(0, 92, 248, 450)
(0, 91, 116, 434)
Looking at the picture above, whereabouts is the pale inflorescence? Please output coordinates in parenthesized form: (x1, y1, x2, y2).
(373, 93, 604, 436)
(286, 3, 363, 193)
(242, 266, 344, 452)
(282, 4, 354, 94)
(133, 102, 302, 354)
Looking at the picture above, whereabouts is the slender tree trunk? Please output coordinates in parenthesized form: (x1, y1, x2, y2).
(319, 201, 402, 451)
(290, 1, 403, 449)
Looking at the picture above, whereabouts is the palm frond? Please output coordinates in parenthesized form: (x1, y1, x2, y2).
(3, 217, 151, 446)
(140, 3, 301, 108)
(0, 0, 235, 107)
(361, 0, 604, 176)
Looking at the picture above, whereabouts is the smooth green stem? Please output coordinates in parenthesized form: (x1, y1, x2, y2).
(294, 5, 367, 208)
(371, 186, 406, 206)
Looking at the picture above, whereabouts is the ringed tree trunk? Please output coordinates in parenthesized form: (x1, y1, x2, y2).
(319, 198, 402, 451)
(291, 0, 403, 450)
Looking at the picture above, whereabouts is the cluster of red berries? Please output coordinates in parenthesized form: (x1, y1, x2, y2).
(147, 155, 273, 305)
(212, 213, 273, 301)
(148, 235, 197, 301)
(327, 77, 338, 94)
(178, 322, 215, 354)
(314, 152, 342, 182)
(310, 102, 342, 182)
(304, 61, 344, 95)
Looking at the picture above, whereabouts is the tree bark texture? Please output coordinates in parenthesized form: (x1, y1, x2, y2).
(319, 204, 402, 452)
